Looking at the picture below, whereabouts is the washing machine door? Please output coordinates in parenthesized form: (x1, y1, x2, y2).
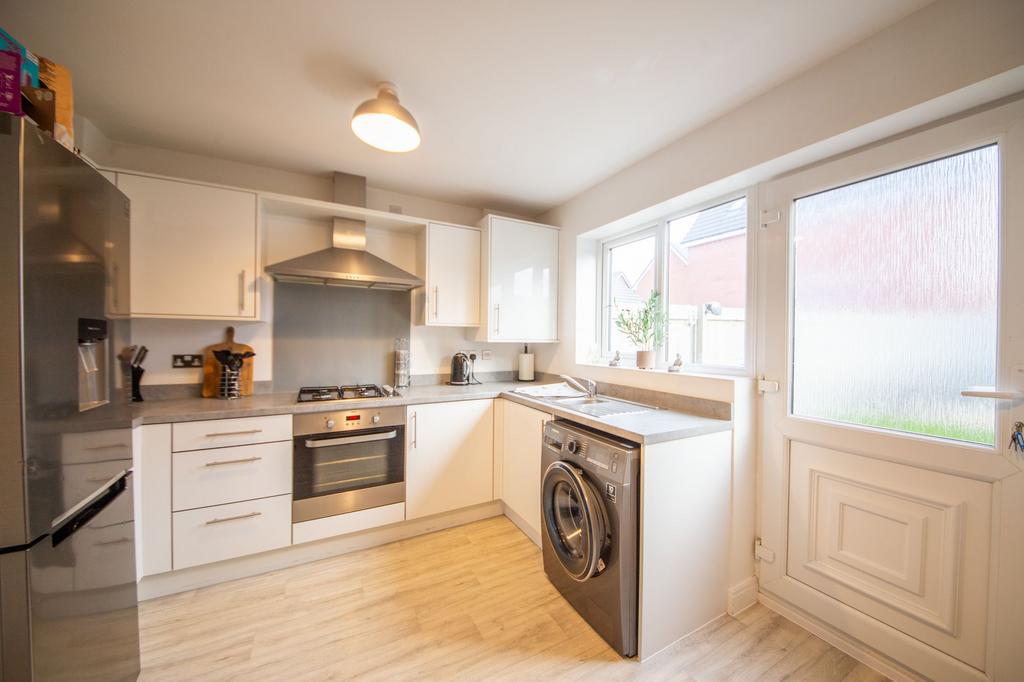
(542, 460, 608, 581)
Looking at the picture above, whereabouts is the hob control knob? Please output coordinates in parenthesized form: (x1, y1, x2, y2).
(372, 415, 381, 424)
(325, 419, 335, 429)
(566, 440, 580, 455)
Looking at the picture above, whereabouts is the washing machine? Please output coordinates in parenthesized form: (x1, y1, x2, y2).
(541, 419, 641, 657)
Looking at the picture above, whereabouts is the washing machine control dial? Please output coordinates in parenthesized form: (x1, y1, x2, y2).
(566, 440, 579, 454)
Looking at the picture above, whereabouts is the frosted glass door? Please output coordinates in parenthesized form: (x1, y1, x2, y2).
(792, 146, 998, 445)
(757, 101, 1024, 679)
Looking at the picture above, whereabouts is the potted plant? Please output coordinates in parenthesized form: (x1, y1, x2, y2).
(614, 291, 666, 369)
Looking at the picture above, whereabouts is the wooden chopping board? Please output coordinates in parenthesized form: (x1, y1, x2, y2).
(202, 326, 255, 398)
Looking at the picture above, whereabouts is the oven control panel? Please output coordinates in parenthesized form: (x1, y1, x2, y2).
(293, 405, 406, 436)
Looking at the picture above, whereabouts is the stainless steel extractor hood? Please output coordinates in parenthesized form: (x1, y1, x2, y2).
(265, 172, 423, 290)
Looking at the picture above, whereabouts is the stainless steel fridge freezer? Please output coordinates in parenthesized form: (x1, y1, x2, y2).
(0, 113, 139, 681)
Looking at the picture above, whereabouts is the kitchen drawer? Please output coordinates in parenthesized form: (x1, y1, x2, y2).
(63, 458, 134, 524)
(172, 441, 291, 512)
(72, 520, 137, 590)
(172, 494, 291, 570)
(60, 428, 132, 464)
(172, 414, 291, 452)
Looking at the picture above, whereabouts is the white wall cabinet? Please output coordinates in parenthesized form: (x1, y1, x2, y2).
(115, 172, 259, 319)
(419, 222, 480, 326)
(499, 399, 551, 544)
(474, 215, 558, 342)
(406, 400, 494, 519)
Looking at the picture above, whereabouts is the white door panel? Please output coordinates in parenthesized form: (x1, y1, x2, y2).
(788, 442, 991, 668)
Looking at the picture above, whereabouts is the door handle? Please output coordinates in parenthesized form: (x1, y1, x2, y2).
(205, 511, 261, 525)
(305, 431, 397, 448)
(961, 386, 1024, 400)
(433, 285, 440, 319)
(238, 270, 246, 313)
(494, 304, 500, 335)
(410, 412, 417, 449)
(205, 456, 263, 467)
(205, 429, 262, 438)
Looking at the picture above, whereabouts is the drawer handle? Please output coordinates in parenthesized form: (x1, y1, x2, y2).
(205, 511, 262, 525)
(204, 429, 263, 438)
(205, 456, 263, 467)
(85, 443, 128, 451)
(96, 537, 133, 546)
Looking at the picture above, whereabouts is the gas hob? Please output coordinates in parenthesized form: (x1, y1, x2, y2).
(296, 384, 398, 404)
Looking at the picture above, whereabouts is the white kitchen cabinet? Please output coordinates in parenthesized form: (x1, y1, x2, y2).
(419, 222, 480, 326)
(473, 215, 558, 342)
(406, 400, 494, 519)
(115, 172, 259, 319)
(134, 424, 173, 577)
(499, 399, 551, 544)
(171, 441, 292, 512)
(172, 494, 292, 570)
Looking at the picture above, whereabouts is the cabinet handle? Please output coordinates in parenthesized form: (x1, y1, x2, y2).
(205, 429, 262, 438)
(410, 411, 417, 449)
(238, 270, 246, 313)
(85, 443, 128, 451)
(433, 285, 439, 319)
(112, 264, 119, 308)
(96, 537, 133, 546)
(205, 456, 263, 467)
(205, 511, 261, 525)
(494, 304, 500, 335)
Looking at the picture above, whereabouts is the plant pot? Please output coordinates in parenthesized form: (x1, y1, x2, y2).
(636, 350, 656, 369)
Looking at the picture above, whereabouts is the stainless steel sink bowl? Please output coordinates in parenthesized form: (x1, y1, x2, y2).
(552, 396, 653, 419)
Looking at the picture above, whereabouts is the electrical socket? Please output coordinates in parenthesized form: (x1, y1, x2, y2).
(481, 350, 493, 361)
(172, 354, 204, 368)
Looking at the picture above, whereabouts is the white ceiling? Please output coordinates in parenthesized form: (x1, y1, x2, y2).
(2, 0, 931, 214)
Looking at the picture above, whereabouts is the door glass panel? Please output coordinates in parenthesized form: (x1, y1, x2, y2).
(791, 145, 998, 445)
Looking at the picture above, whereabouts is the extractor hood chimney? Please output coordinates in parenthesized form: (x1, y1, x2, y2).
(265, 172, 423, 290)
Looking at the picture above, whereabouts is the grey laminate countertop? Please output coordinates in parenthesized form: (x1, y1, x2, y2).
(133, 382, 731, 445)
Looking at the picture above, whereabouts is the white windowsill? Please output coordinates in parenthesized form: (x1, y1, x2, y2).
(577, 360, 753, 382)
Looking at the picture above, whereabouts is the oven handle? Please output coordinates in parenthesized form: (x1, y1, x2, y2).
(305, 430, 398, 448)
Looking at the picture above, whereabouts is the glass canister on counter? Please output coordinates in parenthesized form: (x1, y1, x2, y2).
(394, 337, 410, 389)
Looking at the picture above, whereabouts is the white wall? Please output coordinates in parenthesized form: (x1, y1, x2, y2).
(83, 137, 523, 384)
(536, 0, 1024, 607)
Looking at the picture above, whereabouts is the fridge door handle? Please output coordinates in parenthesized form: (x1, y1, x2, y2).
(50, 470, 131, 547)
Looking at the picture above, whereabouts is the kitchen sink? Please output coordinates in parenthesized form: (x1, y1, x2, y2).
(551, 396, 653, 419)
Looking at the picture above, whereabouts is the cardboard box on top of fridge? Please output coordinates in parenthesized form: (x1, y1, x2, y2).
(20, 85, 55, 134)
(38, 56, 73, 149)
(0, 27, 39, 88)
(0, 50, 20, 115)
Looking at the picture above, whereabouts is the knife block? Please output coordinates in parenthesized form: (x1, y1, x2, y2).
(130, 366, 145, 403)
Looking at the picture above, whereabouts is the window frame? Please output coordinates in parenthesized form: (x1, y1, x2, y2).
(598, 187, 758, 376)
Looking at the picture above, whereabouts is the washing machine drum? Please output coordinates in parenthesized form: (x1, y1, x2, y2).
(542, 460, 610, 581)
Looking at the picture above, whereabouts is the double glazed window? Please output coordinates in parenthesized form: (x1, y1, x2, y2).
(601, 195, 750, 371)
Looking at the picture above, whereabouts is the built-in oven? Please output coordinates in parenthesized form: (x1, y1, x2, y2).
(292, 406, 406, 523)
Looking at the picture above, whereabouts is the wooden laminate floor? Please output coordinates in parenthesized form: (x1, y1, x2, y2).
(138, 516, 887, 681)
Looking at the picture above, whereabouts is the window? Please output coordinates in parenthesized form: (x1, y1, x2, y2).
(791, 145, 998, 445)
(600, 195, 750, 371)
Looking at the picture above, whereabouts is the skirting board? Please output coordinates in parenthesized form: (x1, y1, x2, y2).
(139, 500, 503, 600)
(727, 576, 758, 615)
(501, 502, 541, 547)
(758, 592, 921, 682)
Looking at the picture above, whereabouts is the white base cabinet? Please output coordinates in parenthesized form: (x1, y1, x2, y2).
(406, 400, 494, 519)
(172, 495, 292, 570)
(497, 399, 551, 544)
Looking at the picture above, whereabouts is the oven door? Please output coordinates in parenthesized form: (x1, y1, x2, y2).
(293, 425, 405, 523)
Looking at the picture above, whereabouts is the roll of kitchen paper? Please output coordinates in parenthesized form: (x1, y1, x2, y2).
(518, 353, 535, 381)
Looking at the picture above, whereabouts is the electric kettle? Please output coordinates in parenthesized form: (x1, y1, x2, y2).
(449, 352, 471, 385)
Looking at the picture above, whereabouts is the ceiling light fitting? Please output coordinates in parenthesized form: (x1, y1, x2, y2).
(351, 82, 421, 153)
